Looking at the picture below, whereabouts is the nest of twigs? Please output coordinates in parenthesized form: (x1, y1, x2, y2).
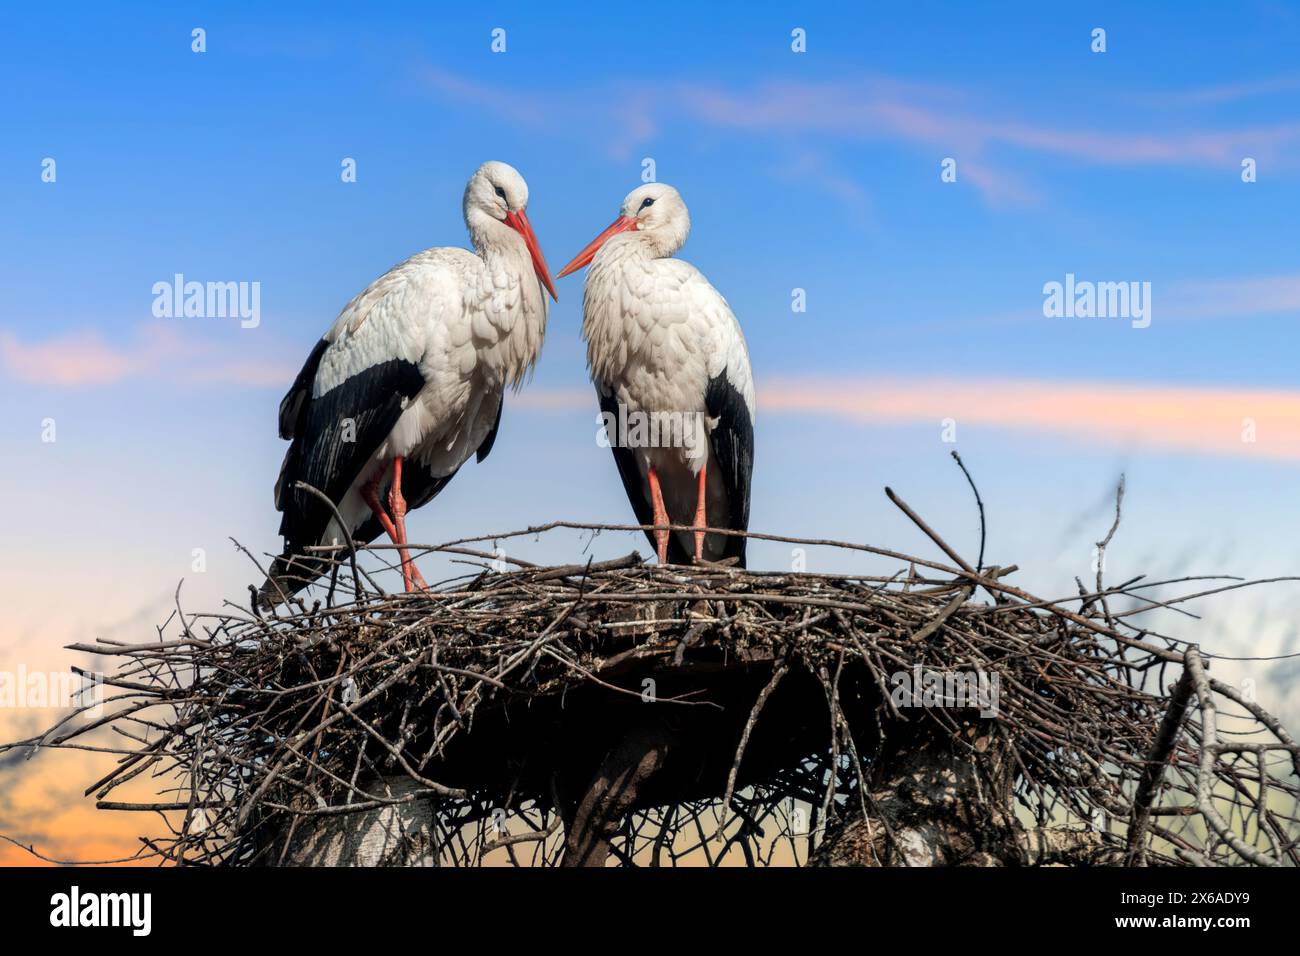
(6, 480, 1299, 867)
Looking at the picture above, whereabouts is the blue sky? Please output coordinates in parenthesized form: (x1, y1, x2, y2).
(2, 1, 1300, 860)
(4, 1, 1300, 387)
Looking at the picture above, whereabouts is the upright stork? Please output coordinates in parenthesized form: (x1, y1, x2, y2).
(261, 161, 556, 604)
(557, 183, 755, 566)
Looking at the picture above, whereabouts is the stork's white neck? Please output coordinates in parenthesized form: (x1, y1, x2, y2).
(618, 221, 686, 262)
(467, 209, 549, 388)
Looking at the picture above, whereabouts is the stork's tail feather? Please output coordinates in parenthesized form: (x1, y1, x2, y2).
(257, 551, 333, 610)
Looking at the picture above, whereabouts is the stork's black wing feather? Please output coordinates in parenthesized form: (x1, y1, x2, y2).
(598, 386, 691, 564)
(277, 337, 330, 440)
(704, 370, 754, 568)
(262, 354, 426, 605)
(476, 393, 505, 463)
(276, 356, 426, 552)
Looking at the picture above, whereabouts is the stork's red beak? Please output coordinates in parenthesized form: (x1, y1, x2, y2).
(504, 209, 558, 302)
(556, 215, 639, 279)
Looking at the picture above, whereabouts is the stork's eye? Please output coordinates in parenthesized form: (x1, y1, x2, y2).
(639, 197, 655, 211)
(494, 186, 506, 200)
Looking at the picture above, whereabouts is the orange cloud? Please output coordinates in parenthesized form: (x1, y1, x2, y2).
(0, 753, 144, 866)
(0, 330, 145, 386)
(760, 377, 1300, 461)
(0, 324, 296, 389)
(520, 377, 1300, 462)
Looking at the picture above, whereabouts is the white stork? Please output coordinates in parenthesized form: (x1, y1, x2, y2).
(261, 161, 556, 604)
(557, 183, 755, 567)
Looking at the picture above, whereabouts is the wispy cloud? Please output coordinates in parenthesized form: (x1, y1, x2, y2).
(679, 79, 1300, 191)
(761, 376, 1300, 462)
(1130, 73, 1300, 107)
(0, 324, 295, 389)
(769, 150, 872, 214)
(0, 330, 145, 387)
(1166, 274, 1300, 320)
(416, 68, 1300, 207)
(419, 66, 662, 161)
(521, 377, 1300, 463)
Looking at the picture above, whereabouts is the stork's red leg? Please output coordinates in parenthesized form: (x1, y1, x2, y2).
(647, 466, 671, 565)
(387, 456, 426, 591)
(692, 461, 708, 563)
(361, 463, 411, 591)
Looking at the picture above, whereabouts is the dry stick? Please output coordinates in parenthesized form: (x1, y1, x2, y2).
(718, 662, 789, 841)
(1208, 676, 1300, 781)
(909, 586, 972, 643)
(532, 552, 643, 582)
(1125, 659, 1195, 866)
(334, 519, 973, 576)
(816, 654, 847, 850)
(950, 451, 987, 573)
(982, 580, 1203, 621)
(1110, 577, 1300, 620)
(885, 486, 979, 577)
(1185, 648, 1279, 868)
(1094, 475, 1126, 629)
(482, 815, 562, 853)
(293, 480, 363, 605)
(883, 489, 1187, 663)
(230, 537, 290, 614)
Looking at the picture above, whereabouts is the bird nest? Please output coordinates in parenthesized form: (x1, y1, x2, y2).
(7, 482, 1300, 867)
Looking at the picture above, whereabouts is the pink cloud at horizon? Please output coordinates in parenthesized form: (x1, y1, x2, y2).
(0, 324, 297, 389)
(759, 377, 1300, 462)
(518, 377, 1300, 463)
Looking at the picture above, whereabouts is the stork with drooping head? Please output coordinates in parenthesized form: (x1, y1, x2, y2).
(261, 160, 557, 604)
(557, 183, 755, 566)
